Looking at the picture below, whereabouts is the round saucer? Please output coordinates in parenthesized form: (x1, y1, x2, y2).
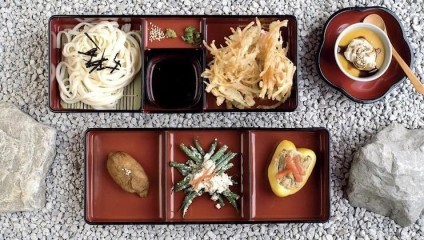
(317, 6, 413, 103)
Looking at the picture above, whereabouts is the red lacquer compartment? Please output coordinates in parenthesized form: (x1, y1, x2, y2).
(49, 16, 144, 112)
(144, 17, 203, 49)
(248, 129, 330, 222)
(85, 130, 165, 223)
(165, 130, 249, 222)
(203, 16, 298, 112)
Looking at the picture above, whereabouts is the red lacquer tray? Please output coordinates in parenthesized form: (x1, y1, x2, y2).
(49, 15, 298, 113)
(85, 128, 330, 224)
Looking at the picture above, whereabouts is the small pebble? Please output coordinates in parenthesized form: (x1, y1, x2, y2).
(0, 0, 423, 239)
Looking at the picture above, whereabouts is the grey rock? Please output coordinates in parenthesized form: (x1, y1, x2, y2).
(347, 124, 424, 226)
(0, 102, 56, 212)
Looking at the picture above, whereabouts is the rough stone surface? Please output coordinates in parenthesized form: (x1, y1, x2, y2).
(347, 124, 424, 227)
(0, 103, 56, 212)
(0, 0, 424, 239)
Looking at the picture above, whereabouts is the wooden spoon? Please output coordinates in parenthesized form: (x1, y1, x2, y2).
(363, 14, 424, 94)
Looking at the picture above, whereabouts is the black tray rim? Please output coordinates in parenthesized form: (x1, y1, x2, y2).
(48, 15, 298, 113)
(316, 6, 414, 104)
(83, 127, 330, 225)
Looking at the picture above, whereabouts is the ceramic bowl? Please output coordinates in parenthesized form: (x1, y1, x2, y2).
(334, 23, 392, 82)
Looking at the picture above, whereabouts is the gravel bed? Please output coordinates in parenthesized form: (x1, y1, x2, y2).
(1, 0, 424, 239)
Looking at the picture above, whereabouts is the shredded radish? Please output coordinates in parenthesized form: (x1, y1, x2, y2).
(55, 21, 142, 109)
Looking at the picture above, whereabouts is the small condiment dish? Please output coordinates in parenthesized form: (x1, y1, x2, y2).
(334, 22, 392, 82)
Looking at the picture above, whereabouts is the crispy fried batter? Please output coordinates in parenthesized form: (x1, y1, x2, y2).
(202, 18, 296, 109)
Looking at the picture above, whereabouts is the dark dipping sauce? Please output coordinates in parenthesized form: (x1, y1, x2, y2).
(147, 55, 201, 109)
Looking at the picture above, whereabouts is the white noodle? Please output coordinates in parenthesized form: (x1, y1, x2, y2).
(55, 21, 141, 109)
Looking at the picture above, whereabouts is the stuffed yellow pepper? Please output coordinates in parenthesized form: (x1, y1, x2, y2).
(268, 140, 316, 197)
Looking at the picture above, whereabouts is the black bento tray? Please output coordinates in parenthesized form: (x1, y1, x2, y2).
(49, 15, 298, 113)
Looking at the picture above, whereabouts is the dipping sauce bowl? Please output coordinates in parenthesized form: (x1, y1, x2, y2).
(145, 50, 203, 110)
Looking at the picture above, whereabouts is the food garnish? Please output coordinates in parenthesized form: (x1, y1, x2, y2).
(149, 24, 180, 41)
(56, 21, 142, 109)
(268, 140, 316, 197)
(202, 18, 296, 109)
(165, 28, 177, 38)
(169, 138, 239, 217)
(148, 22, 166, 42)
(182, 26, 201, 46)
(107, 152, 149, 197)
